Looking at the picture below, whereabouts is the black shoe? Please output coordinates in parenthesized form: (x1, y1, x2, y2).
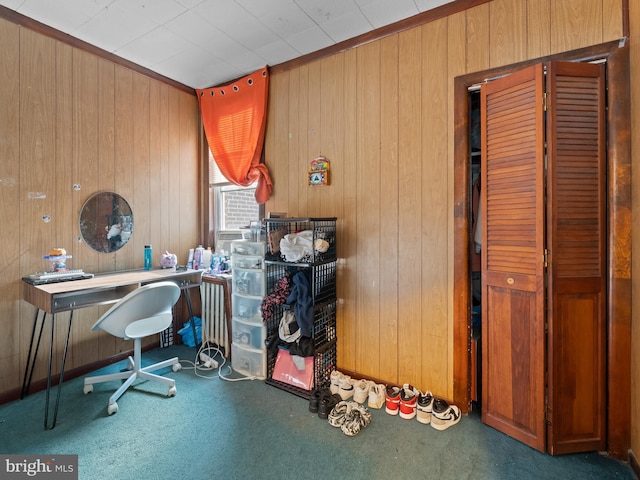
(309, 388, 324, 413)
(318, 392, 342, 419)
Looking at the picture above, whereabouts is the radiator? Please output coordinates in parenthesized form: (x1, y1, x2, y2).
(201, 281, 229, 352)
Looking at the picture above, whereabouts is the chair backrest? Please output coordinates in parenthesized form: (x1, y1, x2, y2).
(92, 281, 181, 339)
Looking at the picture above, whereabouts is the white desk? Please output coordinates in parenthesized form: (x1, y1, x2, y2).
(21, 268, 203, 429)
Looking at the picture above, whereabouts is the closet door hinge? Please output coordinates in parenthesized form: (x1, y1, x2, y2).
(545, 405, 553, 425)
(543, 92, 548, 112)
(543, 248, 549, 268)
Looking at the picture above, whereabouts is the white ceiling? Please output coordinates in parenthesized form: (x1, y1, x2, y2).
(0, 0, 455, 89)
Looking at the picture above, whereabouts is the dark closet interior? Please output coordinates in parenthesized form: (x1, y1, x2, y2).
(468, 88, 481, 412)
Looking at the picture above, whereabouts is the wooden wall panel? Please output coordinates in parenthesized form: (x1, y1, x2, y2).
(97, 59, 116, 274)
(339, 49, 358, 371)
(114, 66, 135, 271)
(295, 66, 310, 217)
(74, 50, 100, 276)
(178, 92, 199, 258)
(602, 0, 624, 41)
(397, 28, 422, 384)
(489, 0, 527, 68)
(356, 41, 382, 376)
(286, 69, 299, 217)
(166, 87, 182, 257)
(266, 72, 289, 216)
(527, 0, 552, 59)
(465, 3, 490, 74)
(306, 61, 322, 218)
(319, 55, 343, 219)
(264, 0, 625, 402)
(551, 0, 602, 54)
(149, 81, 163, 252)
(378, 35, 400, 383)
(133, 73, 151, 261)
(157, 84, 171, 259)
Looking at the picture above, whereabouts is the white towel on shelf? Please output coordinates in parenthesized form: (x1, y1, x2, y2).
(280, 230, 314, 262)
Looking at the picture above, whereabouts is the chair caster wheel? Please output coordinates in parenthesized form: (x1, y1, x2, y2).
(83, 384, 93, 395)
(172, 363, 182, 372)
(168, 386, 177, 397)
(107, 403, 118, 415)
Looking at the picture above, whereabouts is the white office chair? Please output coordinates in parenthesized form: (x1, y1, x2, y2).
(83, 281, 182, 415)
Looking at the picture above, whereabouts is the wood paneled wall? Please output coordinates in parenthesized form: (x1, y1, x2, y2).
(264, 0, 625, 400)
(0, 18, 199, 397)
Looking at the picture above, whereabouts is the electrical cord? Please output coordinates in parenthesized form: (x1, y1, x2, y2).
(178, 342, 258, 381)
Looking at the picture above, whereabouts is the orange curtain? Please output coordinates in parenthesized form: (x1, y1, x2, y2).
(197, 67, 272, 204)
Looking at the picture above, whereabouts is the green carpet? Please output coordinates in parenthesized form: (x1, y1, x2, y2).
(0, 345, 634, 480)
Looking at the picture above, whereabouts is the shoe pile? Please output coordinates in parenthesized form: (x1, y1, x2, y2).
(330, 370, 386, 409)
(385, 383, 461, 431)
(309, 386, 342, 420)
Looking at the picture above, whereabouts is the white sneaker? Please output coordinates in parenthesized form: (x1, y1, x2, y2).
(431, 398, 461, 430)
(416, 390, 434, 424)
(338, 376, 354, 400)
(367, 383, 386, 409)
(352, 379, 371, 404)
(330, 370, 343, 395)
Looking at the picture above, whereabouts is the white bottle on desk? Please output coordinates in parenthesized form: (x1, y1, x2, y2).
(202, 247, 212, 271)
(193, 245, 204, 270)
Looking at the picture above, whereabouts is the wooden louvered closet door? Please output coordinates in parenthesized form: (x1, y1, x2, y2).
(480, 61, 606, 455)
(480, 64, 547, 452)
(545, 61, 606, 455)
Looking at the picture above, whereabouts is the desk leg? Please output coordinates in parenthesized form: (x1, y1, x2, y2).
(43, 310, 74, 430)
(21, 309, 47, 399)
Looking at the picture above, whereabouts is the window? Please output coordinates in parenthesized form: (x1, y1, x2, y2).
(210, 152, 259, 252)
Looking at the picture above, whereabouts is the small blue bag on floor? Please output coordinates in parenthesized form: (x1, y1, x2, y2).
(177, 316, 202, 347)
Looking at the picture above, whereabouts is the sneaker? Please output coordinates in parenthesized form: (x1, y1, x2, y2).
(416, 390, 434, 424)
(341, 403, 372, 437)
(399, 384, 419, 420)
(431, 398, 461, 431)
(352, 379, 371, 404)
(328, 401, 352, 427)
(318, 392, 342, 420)
(385, 386, 401, 415)
(338, 376, 354, 400)
(368, 383, 386, 409)
(330, 370, 343, 395)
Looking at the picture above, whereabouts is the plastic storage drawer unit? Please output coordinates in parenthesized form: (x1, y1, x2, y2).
(231, 241, 266, 257)
(232, 293, 263, 323)
(232, 317, 266, 350)
(233, 269, 265, 297)
(232, 343, 266, 379)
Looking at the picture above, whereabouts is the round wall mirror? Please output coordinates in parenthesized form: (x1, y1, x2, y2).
(79, 192, 133, 253)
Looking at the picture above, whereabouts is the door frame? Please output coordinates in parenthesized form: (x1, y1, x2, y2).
(452, 40, 631, 459)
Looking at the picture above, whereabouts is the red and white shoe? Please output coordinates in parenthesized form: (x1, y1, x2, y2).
(399, 384, 419, 420)
(385, 385, 401, 415)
